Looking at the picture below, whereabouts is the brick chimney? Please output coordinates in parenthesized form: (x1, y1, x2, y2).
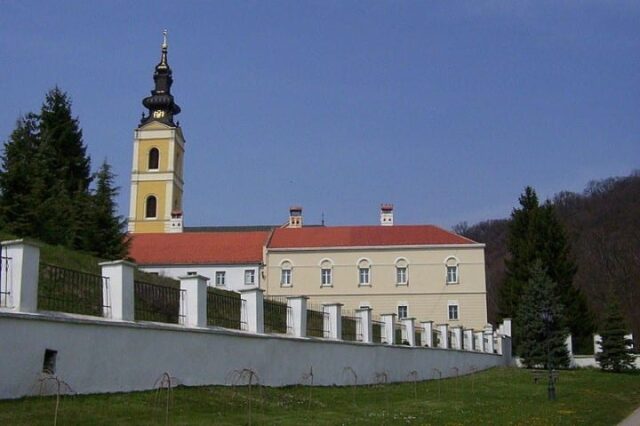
(288, 206, 303, 228)
(380, 203, 394, 226)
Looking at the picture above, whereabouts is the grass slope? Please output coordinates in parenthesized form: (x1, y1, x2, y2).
(1, 368, 638, 425)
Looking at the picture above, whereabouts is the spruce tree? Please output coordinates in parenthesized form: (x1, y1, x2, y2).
(84, 161, 129, 259)
(0, 114, 42, 236)
(596, 299, 635, 372)
(500, 186, 593, 352)
(516, 261, 570, 369)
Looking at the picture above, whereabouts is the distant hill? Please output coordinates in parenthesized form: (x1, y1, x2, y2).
(459, 171, 640, 343)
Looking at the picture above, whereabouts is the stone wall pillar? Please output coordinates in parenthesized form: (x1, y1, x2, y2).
(99, 260, 136, 321)
(357, 308, 373, 343)
(437, 324, 449, 349)
(421, 321, 433, 347)
(287, 296, 308, 338)
(1, 239, 40, 313)
(323, 303, 343, 340)
(451, 326, 463, 350)
(502, 318, 512, 337)
(401, 317, 416, 346)
(240, 288, 264, 333)
(381, 313, 397, 345)
(484, 324, 495, 353)
(179, 275, 208, 328)
(475, 331, 485, 352)
(463, 329, 474, 351)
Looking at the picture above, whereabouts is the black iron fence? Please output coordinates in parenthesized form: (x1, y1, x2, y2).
(372, 319, 385, 343)
(264, 296, 291, 334)
(306, 303, 328, 338)
(134, 280, 185, 324)
(0, 248, 11, 308)
(415, 326, 424, 346)
(341, 310, 362, 342)
(207, 288, 247, 330)
(38, 262, 109, 317)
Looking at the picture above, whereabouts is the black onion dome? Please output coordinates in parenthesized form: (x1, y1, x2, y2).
(140, 31, 181, 127)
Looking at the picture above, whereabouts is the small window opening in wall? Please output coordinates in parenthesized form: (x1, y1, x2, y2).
(42, 349, 57, 374)
(187, 271, 197, 276)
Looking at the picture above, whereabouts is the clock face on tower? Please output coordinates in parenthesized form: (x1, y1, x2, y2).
(153, 110, 166, 119)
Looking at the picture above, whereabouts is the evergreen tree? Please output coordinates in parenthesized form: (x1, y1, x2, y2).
(516, 261, 570, 369)
(499, 186, 593, 351)
(0, 88, 129, 257)
(84, 161, 129, 259)
(596, 299, 635, 372)
(0, 114, 42, 236)
(39, 87, 91, 194)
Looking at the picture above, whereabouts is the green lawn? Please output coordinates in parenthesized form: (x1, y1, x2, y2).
(1, 368, 638, 425)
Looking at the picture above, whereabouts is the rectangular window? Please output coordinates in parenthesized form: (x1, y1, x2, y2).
(321, 268, 332, 286)
(396, 267, 407, 285)
(446, 266, 458, 284)
(448, 304, 459, 321)
(281, 269, 292, 286)
(359, 267, 370, 286)
(215, 271, 226, 286)
(244, 270, 255, 285)
(397, 305, 408, 319)
(187, 271, 197, 276)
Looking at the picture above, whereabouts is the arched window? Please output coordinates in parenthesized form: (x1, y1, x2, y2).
(320, 259, 333, 287)
(395, 258, 408, 286)
(145, 196, 157, 218)
(445, 256, 459, 284)
(148, 148, 159, 170)
(357, 259, 371, 286)
(280, 261, 292, 287)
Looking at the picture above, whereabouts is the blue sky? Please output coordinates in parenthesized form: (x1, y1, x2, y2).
(1, 1, 638, 228)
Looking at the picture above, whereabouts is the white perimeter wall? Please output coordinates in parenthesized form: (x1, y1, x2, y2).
(0, 311, 509, 400)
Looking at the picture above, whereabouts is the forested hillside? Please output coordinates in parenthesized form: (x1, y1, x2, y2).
(459, 172, 640, 343)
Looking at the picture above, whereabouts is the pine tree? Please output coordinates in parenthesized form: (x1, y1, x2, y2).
(516, 261, 570, 369)
(84, 161, 129, 259)
(596, 299, 635, 372)
(499, 186, 594, 352)
(0, 114, 42, 236)
(0, 88, 129, 257)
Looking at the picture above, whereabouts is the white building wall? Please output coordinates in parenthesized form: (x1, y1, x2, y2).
(0, 311, 509, 399)
(139, 264, 261, 292)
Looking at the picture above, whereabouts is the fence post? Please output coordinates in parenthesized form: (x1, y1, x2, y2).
(451, 326, 463, 350)
(495, 333, 503, 355)
(593, 334, 602, 354)
(179, 275, 208, 328)
(323, 303, 342, 340)
(357, 307, 373, 343)
(484, 324, 495, 353)
(381, 313, 397, 345)
(99, 260, 135, 321)
(2, 239, 40, 313)
(463, 328, 474, 351)
(502, 318, 512, 337)
(421, 320, 433, 347)
(401, 317, 416, 346)
(287, 296, 308, 338)
(475, 330, 484, 352)
(437, 324, 449, 349)
(240, 288, 264, 334)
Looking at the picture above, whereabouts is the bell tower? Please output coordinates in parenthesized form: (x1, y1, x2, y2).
(128, 30, 185, 234)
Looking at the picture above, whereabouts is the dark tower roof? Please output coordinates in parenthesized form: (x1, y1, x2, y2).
(140, 30, 181, 127)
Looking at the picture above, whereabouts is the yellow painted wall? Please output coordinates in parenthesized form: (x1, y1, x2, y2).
(265, 246, 488, 329)
(135, 181, 166, 221)
(136, 139, 171, 172)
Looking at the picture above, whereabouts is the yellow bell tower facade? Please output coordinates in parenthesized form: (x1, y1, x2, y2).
(128, 31, 185, 234)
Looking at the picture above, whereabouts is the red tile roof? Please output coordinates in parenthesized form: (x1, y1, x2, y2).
(128, 231, 269, 265)
(268, 225, 478, 249)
